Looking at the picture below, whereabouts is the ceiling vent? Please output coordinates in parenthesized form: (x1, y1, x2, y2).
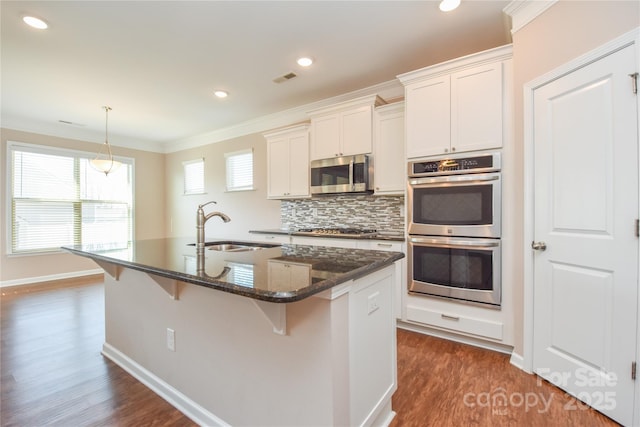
(58, 120, 86, 127)
(273, 72, 297, 84)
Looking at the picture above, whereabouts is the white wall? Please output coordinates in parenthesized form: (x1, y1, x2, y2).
(164, 131, 282, 242)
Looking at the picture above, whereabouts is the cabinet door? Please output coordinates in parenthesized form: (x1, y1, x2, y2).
(267, 137, 290, 198)
(311, 114, 341, 160)
(451, 63, 503, 153)
(374, 106, 405, 195)
(268, 260, 311, 291)
(287, 133, 310, 197)
(291, 236, 358, 249)
(405, 76, 450, 158)
(341, 105, 373, 156)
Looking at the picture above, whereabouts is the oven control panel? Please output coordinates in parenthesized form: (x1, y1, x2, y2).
(409, 152, 501, 177)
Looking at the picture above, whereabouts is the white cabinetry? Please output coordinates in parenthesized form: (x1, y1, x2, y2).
(265, 124, 310, 199)
(373, 102, 405, 195)
(403, 293, 512, 346)
(255, 233, 406, 320)
(291, 235, 358, 249)
(356, 240, 405, 320)
(308, 95, 386, 160)
(268, 260, 311, 291)
(399, 45, 512, 159)
(251, 233, 291, 245)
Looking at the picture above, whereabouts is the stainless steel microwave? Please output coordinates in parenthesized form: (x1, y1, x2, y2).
(310, 154, 373, 195)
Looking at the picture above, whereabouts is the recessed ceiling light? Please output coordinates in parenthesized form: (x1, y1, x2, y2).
(214, 90, 228, 98)
(23, 16, 48, 29)
(439, 0, 460, 12)
(296, 57, 313, 67)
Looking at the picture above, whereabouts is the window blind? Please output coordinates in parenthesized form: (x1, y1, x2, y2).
(183, 158, 205, 195)
(8, 142, 134, 254)
(225, 149, 254, 192)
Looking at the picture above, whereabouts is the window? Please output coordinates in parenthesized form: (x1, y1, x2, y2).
(225, 148, 254, 192)
(7, 142, 134, 255)
(183, 158, 205, 195)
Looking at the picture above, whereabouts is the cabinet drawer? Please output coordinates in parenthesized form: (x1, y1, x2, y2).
(356, 240, 403, 252)
(254, 234, 291, 245)
(291, 236, 358, 249)
(406, 305, 503, 341)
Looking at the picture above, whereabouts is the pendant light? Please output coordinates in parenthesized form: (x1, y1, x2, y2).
(91, 106, 121, 176)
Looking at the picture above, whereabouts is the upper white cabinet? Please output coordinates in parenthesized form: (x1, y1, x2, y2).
(264, 124, 310, 199)
(308, 94, 386, 160)
(373, 102, 405, 195)
(398, 45, 512, 158)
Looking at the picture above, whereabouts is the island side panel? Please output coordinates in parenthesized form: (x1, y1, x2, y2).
(349, 265, 398, 426)
(102, 267, 342, 426)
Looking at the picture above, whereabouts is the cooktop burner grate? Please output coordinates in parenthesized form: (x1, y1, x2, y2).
(297, 228, 377, 236)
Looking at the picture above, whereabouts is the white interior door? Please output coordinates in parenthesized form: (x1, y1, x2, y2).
(532, 44, 638, 425)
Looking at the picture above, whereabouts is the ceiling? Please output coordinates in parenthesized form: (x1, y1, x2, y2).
(1, 1, 512, 153)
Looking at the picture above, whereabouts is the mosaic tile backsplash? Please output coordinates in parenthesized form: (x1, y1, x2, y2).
(281, 195, 405, 234)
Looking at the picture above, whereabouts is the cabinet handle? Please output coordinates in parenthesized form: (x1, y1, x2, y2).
(452, 147, 456, 152)
(377, 243, 393, 248)
(444, 148, 449, 153)
(441, 314, 460, 321)
(265, 236, 275, 240)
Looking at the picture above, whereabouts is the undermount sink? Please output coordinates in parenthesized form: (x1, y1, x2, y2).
(208, 243, 262, 252)
(188, 241, 280, 252)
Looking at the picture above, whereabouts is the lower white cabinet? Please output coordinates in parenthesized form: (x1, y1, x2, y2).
(356, 240, 405, 319)
(251, 233, 291, 245)
(268, 260, 311, 291)
(253, 233, 406, 320)
(405, 305, 503, 341)
(291, 235, 358, 249)
(403, 293, 512, 345)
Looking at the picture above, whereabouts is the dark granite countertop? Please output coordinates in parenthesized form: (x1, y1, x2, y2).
(249, 229, 406, 242)
(62, 237, 404, 303)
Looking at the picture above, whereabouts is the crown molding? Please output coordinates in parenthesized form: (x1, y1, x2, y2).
(163, 79, 403, 154)
(503, 0, 558, 34)
(2, 78, 404, 155)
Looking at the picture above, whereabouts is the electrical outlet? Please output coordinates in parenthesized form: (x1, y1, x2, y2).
(167, 328, 175, 351)
(367, 292, 380, 315)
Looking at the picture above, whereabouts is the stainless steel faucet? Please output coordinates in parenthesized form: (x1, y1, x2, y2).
(196, 201, 231, 254)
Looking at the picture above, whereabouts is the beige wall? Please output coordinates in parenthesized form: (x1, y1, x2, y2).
(0, 128, 166, 283)
(509, 0, 639, 355)
(164, 131, 281, 242)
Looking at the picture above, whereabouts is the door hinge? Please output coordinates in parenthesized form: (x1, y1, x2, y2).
(630, 73, 639, 94)
(632, 362, 637, 380)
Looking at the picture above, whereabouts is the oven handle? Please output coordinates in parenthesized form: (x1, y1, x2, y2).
(409, 236, 500, 249)
(409, 174, 499, 186)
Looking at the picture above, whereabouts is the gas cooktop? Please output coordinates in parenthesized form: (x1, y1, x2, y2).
(296, 228, 378, 237)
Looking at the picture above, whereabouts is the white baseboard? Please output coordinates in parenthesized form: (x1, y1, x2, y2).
(509, 351, 526, 371)
(102, 343, 229, 427)
(397, 320, 514, 355)
(0, 268, 104, 288)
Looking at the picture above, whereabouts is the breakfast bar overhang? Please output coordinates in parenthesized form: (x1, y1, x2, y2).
(64, 238, 404, 426)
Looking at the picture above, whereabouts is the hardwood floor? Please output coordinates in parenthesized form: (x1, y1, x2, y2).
(1, 280, 619, 426)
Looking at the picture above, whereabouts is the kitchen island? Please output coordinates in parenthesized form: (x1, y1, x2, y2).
(63, 237, 404, 426)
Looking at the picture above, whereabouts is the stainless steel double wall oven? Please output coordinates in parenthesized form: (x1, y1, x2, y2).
(407, 152, 502, 307)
